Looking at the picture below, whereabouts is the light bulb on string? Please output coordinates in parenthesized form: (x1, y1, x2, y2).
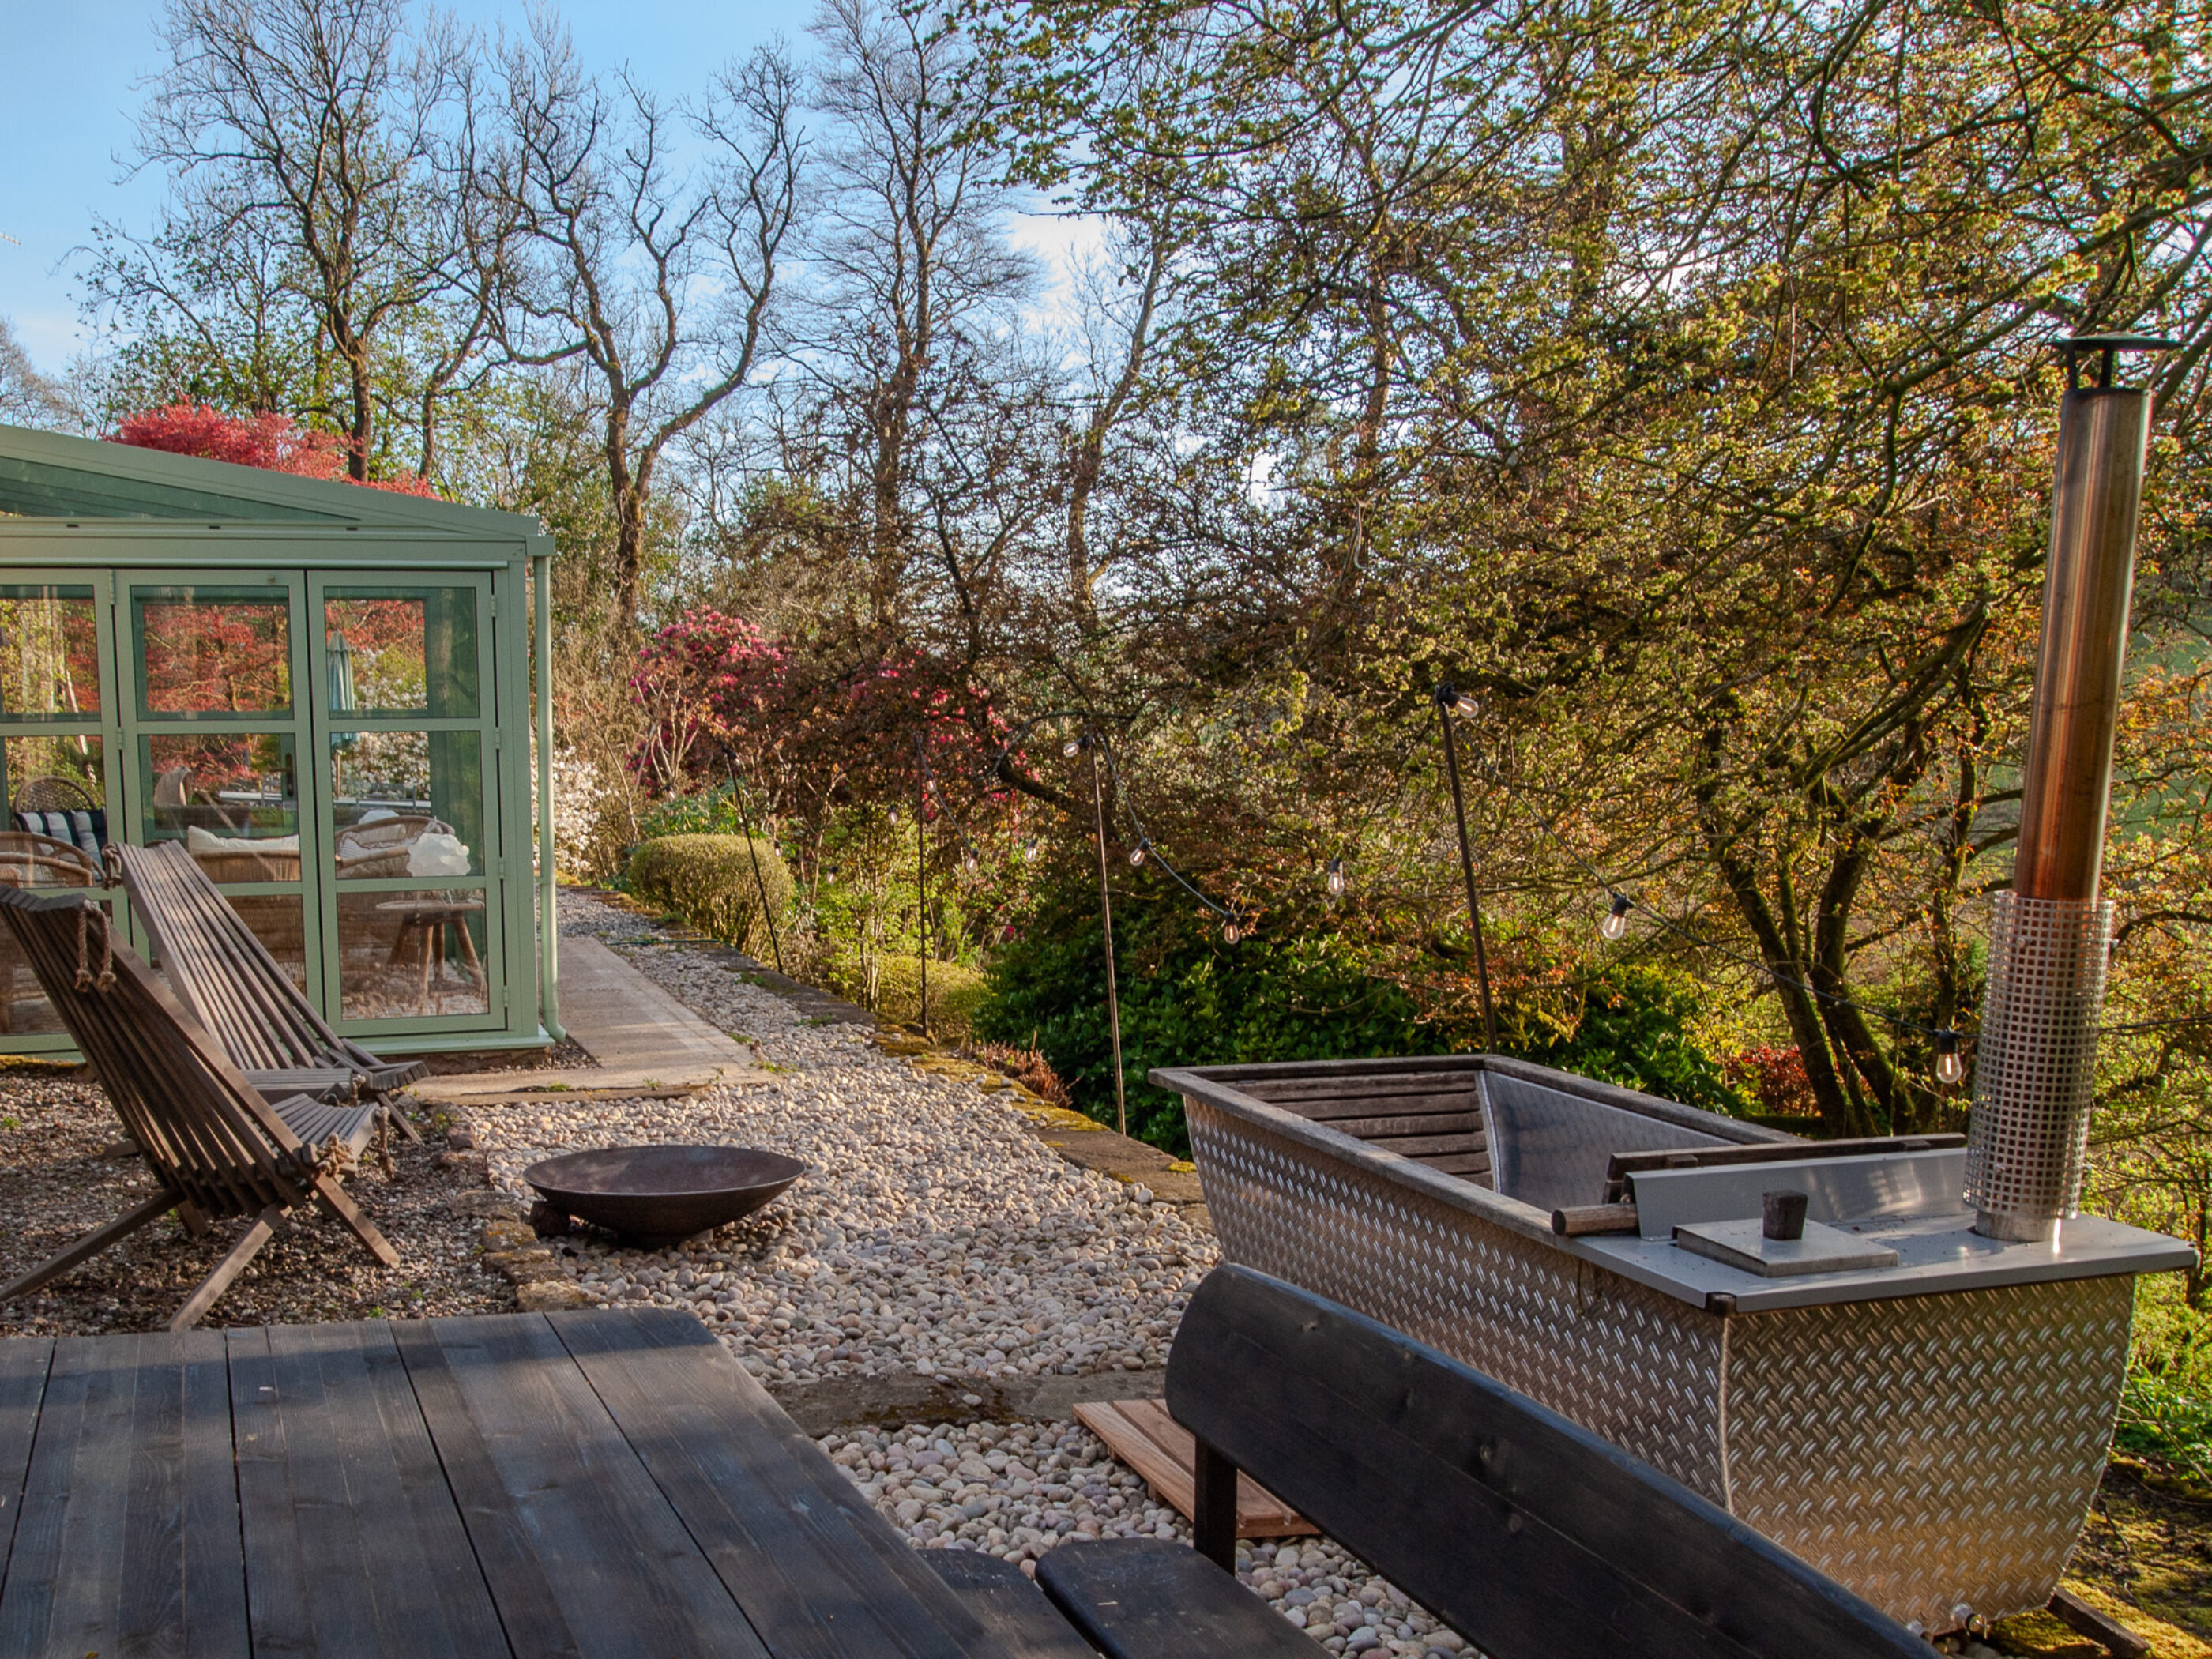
(962, 851, 979, 873)
(887, 805, 901, 826)
(1021, 838, 1040, 863)
(1325, 856, 1347, 897)
(1062, 735, 1084, 758)
(1221, 918, 1241, 944)
(1936, 1029, 1965, 1085)
(1601, 893, 1631, 941)
(1129, 840, 1149, 867)
(1437, 682, 1479, 720)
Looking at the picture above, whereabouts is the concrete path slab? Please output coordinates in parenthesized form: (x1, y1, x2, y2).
(419, 935, 771, 1103)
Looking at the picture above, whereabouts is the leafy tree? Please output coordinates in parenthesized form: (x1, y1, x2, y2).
(486, 21, 805, 632)
(92, 0, 503, 477)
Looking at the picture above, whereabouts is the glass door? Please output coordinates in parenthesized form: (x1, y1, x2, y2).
(0, 574, 122, 1044)
(115, 570, 321, 994)
(309, 573, 500, 1033)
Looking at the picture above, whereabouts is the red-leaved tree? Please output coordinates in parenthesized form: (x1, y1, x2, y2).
(112, 404, 439, 497)
(629, 608, 1018, 820)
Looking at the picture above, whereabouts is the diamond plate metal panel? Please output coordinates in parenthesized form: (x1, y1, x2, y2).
(1725, 1276, 2131, 1634)
(1189, 1098, 1729, 1499)
(1187, 1086, 2135, 1631)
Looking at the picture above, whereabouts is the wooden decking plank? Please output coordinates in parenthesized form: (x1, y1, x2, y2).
(1036, 1537, 1319, 1657)
(1284, 1094, 1485, 1125)
(233, 1322, 511, 1657)
(1238, 1074, 1480, 1105)
(1319, 1109, 1486, 1139)
(551, 1306, 980, 1659)
(1070, 1400, 1314, 1540)
(1406, 1159, 1495, 1185)
(395, 1312, 769, 1659)
(0, 1337, 54, 1582)
(0, 1331, 248, 1658)
(921, 1549, 1097, 1657)
(165, 1327, 250, 1657)
(1363, 1131, 1485, 1159)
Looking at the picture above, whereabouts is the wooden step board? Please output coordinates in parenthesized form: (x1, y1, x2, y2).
(1071, 1399, 1315, 1540)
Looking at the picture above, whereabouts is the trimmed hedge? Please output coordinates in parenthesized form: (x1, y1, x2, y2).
(626, 834, 793, 958)
(819, 950, 987, 1039)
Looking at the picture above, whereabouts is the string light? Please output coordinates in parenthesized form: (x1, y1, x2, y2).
(1601, 893, 1631, 941)
(1063, 734, 1085, 758)
(1222, 919, 1242, 944)
(1129, 839, 1149, 867)
(963, 851, 979, 873)
(1436, 682, 1480, 720)
(1022, 837, 1040, 862)
(1326, 856, 1347, 897)
(1087, 731, 1241, 932)
(1936, 1029, 1965, 1085)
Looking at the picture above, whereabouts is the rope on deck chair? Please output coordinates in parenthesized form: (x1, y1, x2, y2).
(73, 900, 116, 993)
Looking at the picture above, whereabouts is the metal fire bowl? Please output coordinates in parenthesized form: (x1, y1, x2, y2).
(522, 1144, 807, 1248)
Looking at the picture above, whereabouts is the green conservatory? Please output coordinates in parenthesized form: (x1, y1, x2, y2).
(0, 423, 559, 1056)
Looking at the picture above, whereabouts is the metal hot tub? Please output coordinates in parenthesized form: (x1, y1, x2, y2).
(1157, 1054, 2195, 1634)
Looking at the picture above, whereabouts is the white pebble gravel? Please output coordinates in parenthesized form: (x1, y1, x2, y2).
(483, 892, 1455, 1651)
(472, 891, 1213, 1391)
(815, 1419, 1463, 1657)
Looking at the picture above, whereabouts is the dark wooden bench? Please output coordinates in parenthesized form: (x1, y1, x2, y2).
(1021, 1265, 1930, 1658)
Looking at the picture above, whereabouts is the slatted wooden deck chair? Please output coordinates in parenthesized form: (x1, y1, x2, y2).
(0, 886, 398, 1331)
(106, 839, 426, 1141)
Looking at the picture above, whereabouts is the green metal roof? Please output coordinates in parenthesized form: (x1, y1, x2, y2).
(0, 422, 549, 545)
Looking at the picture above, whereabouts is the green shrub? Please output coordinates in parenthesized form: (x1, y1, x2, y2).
(818, 950, 987, 1038)
(974, 886, 1747, 1155)
(626, 833, 793, 958)
(635, 785, 753, 842)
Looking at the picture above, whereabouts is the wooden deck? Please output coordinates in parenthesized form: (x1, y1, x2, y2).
(0, 1307, 1032, 1657)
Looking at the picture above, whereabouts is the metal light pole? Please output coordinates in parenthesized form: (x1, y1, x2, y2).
(1082, 734, 1130, 1135)
(916, 734, 930, 1040)
(1435, 683, 1499, 1050)
(726, 760, 785, 975)
(1966, 333, 2174, 1244)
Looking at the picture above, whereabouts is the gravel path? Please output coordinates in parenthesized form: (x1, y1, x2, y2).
(483, 891, 1217, 1388)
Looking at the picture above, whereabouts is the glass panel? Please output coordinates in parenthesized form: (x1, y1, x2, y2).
(330, 728, 483, 878)
(0, 585, 100, 718)
(227, 895, 308, 991)
(140, 732, 300, 880)
(135, 587, 291, 716)
(1, 735, 107, 863)
(0, 896, 109, 1036)
(325, 588, 480, 718)
(336, 886, 488, 1019)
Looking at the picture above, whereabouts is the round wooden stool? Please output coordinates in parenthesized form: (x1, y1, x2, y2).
(377, 897, 487, 1011)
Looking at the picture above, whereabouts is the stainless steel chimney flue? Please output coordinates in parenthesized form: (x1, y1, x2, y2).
(1965, 334, 2174, 1243)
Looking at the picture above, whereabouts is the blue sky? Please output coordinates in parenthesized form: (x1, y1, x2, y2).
(0, 2, 792, 374)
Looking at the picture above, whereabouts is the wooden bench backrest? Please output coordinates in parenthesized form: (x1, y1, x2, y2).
(0, 886, 307, 1220)
(1233, 1070, 1492, 1187)
(107, 839, 378, 1076)
(1165, 1265, 1927, 1659)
